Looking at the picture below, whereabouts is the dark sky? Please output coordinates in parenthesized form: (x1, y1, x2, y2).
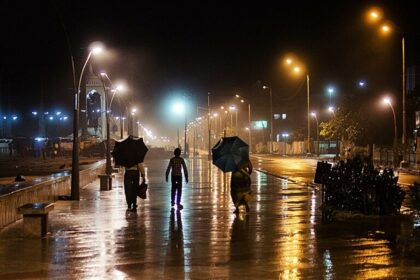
(1, 0, 419, 143)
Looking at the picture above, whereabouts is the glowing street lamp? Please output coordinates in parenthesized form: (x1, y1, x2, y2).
(262, 85, 273, 153)
(235, 94, 252, 152)
(327, 87, 334, 106)
(284, 56, 311, 155)
(71, 44, 103, 200)
(383, 97, 398, 150)
(172, 101, 186, 150)
(364, 7, 407, 158)
(311, 112, 319, 156)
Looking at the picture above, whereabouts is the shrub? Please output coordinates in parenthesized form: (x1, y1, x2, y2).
(323, 156, 405, 216)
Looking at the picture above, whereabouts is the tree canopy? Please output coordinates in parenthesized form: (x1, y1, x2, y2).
(319, 107, 363, 143)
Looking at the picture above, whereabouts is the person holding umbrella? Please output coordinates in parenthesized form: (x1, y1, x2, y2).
(212, 136, 253, 214)
(230, 157, 253, 214)
(112, 136, 149, 212)
(124, 162, 146, 212)
(166, 148, 189, 210)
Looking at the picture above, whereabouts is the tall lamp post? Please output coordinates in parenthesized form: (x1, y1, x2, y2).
(262, 85, 273, 153)
(71, 45, 102, 200)
(311, 112, 319, 156)
(99, 72, 113, 178)
(284, 58, 311, 155)
(383, 97, 398, 151)
(366, 8, 407, 163)
(207, 92, 211, 159)
(235, 94, 252, 153)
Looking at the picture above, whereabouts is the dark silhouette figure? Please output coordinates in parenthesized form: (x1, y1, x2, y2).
(124, 163, 146, 212)
(165, 148, 189, 210)
(230, 159, 253, 214)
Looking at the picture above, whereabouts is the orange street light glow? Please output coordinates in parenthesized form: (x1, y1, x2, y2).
(285, 58, 293, 65)
(366, 8, 382, 23)
(293, 66, 300, 73)
(381, 24, 390, 33)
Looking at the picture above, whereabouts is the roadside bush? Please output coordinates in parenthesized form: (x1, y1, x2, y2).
(323, 156, 405, 216)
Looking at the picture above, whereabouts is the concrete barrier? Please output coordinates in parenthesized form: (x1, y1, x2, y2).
(0, 160, 105, 230)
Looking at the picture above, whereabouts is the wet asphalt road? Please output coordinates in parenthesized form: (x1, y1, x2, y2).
(0, 157, 419, 279)
(252, 154, 420, 187)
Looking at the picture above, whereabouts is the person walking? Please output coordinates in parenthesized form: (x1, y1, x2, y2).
(124, 162, 146, 212)
(165, 148, 189, 210)
(230, 159, 253, 214)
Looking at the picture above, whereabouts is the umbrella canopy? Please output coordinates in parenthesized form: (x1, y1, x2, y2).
(212, 136, 249, 172)
(112, 136, 148, 167)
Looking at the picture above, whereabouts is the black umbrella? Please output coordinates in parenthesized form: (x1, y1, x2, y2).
(112, 136, 148, 167)
(212, 136, 249, 172)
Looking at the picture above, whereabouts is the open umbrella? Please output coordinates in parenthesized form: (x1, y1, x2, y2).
(112, 136, 148, 167)
(212, 136, 249, 172)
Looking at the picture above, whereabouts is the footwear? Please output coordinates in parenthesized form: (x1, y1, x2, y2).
(177, 204, 183, 210)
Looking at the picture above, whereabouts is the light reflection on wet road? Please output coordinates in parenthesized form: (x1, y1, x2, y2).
(0, 158, 419, 279)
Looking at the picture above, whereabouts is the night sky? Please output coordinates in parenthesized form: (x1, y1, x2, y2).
(1, 0, 419, 144)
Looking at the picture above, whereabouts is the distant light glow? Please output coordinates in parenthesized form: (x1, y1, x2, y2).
(358, 80, 366, 87)
(12, 116, 18, 120)
(32, 111, 38, 116)
(311, 112, 317, 117)
(172, 103, 185, 114)
(63, 116, 68, 120)
(285, 58, 293, 65)
(328, 87, 334, 94)
(49, 116, 54, 120)
(116, 84, 125, 91)
(3, 116, 6, 120)
(92, 46, 103, 55)
(381, 25, 390, 33)
(56, 111, 61, 116)
(328, 106, 335, 113)
(282, 133, 289, 138)
(383, 97, 391, 105)
(293, 66, 300, 73)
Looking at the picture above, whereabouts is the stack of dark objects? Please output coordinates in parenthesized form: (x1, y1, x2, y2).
(409, 182, 420, 204)
(324, 156, 405, 216)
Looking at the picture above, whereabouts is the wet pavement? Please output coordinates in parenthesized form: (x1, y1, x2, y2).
(1, 157, 420, 279)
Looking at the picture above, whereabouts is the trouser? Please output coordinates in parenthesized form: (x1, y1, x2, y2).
(171, 175, 183, 205)
(124, 170, 139, 208)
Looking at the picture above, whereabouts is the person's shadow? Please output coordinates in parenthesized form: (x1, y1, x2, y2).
(230, 214, 251, 262)
(164, 209, 185, 277)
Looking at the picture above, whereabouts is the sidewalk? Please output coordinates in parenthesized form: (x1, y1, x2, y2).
(0, 158, 419, 279)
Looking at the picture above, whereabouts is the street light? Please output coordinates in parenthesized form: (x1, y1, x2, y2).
(172, 101, 185, 150)
(235, 94, 252, 153)
(262, 85, 273, 153)
(71, 44, 103, 200)
(383, 97, 398, 150)
(284, 57, 311, 155)
(311, 112, 319, 156)
(327, 87, 334, 106)
(229, 105, 237, 135)
(98, 71, 115, 183)
(365, 7, 407, 159)
(327, 106, 339, 158)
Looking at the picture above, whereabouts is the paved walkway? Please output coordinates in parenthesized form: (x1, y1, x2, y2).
(0, 158, 419, 279)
